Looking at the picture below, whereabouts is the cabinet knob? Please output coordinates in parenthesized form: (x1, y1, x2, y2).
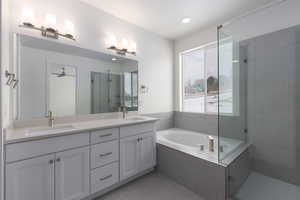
(56, 158, 61, 162)
(49, 160, 54, 164)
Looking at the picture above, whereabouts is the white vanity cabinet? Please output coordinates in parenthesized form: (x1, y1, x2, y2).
(120, 134, 140, 180)
(139, 132, 156, 172)
(120, 128, 156, 181)
(6, 154, 55, 200)
(6, 146, 90, 200)
(5, 120, 157, 200)
(5, 133, 90, 200)
(55, 147, 90, 200)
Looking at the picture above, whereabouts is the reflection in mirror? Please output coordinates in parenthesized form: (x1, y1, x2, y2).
(124, 71, 138, 110)
(91, 71, 121, 113)
(16, 34, 138, 120)
(49, 64, 77, 116)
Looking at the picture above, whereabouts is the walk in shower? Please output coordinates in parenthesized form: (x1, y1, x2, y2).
(218, 11, 300, 200)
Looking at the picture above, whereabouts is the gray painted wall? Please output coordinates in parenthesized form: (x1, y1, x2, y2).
(245, 24, 300, 185)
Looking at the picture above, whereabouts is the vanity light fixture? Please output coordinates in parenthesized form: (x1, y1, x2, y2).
(19, 9, 76, 41)
(107, 36, 136, 56)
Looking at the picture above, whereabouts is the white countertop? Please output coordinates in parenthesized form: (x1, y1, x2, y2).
(6, 116, 158, 144)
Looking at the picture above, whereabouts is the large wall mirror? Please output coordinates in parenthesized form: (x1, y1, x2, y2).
(15, 34, 138, 120)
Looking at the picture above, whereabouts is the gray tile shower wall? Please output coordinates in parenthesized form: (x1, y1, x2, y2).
(143, 112, 174, 130)
(173, 112, 246, 141)
(245, 24, 300, 185)
(174, 112, 218, 136)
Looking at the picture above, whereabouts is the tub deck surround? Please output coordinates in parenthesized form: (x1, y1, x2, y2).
(156, 128, 245, 166)
(6, 116, 158, 144)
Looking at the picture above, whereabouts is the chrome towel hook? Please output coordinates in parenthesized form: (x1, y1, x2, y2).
(5, 70, 18, 88)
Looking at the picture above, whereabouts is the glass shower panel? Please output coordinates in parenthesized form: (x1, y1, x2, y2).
(217, 27, 247, 163)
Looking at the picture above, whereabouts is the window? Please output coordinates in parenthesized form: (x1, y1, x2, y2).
(180, 41, 234, 114)
(124, 71, 138, 110)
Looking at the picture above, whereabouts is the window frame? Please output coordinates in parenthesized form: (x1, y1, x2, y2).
(179, 40, 237, 116)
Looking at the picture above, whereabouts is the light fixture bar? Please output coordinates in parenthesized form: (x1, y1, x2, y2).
(108, 46, 136, 56)
(19, 23, 76, 41)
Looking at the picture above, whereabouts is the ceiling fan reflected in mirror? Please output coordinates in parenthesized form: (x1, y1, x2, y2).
(52, 67, 69, 77)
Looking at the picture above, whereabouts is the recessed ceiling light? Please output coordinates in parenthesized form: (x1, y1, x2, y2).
(181, 17, 191, 24)
(112, 57, 117, 61)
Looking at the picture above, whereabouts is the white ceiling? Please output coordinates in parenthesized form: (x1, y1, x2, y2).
(80, 0, 276, 39)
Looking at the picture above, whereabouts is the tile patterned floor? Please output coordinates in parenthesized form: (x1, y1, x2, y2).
(235, 172, 300, 200)
(96, 172, 204, 200)
(95, 171, 300, 200)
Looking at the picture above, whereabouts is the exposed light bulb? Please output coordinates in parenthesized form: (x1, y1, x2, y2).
(45, 14, 57, 28)
(121, 39, 129, 50)
(22, 8, 35, 25)
(107, 35, 117, 47)
(129, 42, 137, 52)
(64, 20, 74, 35)
(181, 17, 191, 24)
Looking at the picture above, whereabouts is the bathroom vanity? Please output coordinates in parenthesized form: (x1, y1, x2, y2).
(5, 117, 158, 200)
(3, 31, 158, 200)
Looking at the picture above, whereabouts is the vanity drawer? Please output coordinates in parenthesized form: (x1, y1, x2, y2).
(6, 133, 89, 163)
(91, 128, 119, 144)
(91, 162, 119, 193)
(120, 122, 154, 138)
(91, 140, 119, 169)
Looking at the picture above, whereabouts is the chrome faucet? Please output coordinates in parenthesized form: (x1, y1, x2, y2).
(120, 106, 128, 119)
(47, 111, 54, 128)
(208, 136, 214, 152)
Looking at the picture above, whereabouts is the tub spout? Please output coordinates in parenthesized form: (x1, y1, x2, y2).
(208, 136, 214, 152)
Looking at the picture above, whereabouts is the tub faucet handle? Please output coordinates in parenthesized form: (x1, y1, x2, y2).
(200, 144, 204, 151)
(208, 136, 214, 152)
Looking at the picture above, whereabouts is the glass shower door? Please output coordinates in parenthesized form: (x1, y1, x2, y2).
(217, 27, 247, 162)
(217, 25, 248, 198)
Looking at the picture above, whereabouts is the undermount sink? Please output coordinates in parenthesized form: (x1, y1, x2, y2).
(125, 117, 146, 121)
(26, 125, 75, 136)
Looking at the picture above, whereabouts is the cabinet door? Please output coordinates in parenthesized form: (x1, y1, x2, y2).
(55, 147, 90, 200)
(120, 135, 140, 181)
(6, 154, 55, 200)
(139, 132, 156, 172)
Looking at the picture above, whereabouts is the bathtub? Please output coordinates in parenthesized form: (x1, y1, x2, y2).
(156, 128, 244, 165)
(156, 128, 250, 199)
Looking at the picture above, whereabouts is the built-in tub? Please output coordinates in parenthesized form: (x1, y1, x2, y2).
(156, 128, 250, 200)
(157, 128, 244, 165)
